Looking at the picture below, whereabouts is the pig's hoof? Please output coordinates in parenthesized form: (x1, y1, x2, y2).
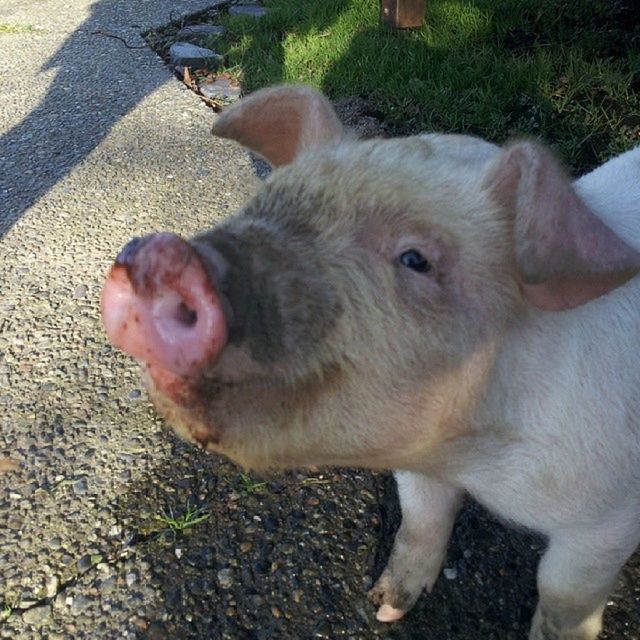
(367, 579, 387, 607)
(376, 604, 406, 622)
(368, 576, 409, 622)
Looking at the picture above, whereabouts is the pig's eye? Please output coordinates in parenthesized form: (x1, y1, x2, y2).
(399, 249, 432, 274)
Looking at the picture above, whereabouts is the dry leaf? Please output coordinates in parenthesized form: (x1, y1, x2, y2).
(0, 458, 19, 474)
(183, 65, 192, 87)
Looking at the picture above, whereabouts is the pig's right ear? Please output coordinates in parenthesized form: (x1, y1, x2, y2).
(486, 141, 640, 311)
(211, 85, 344, 167)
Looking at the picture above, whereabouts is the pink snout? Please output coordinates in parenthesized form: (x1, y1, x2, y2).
(101, 233, 227, 380)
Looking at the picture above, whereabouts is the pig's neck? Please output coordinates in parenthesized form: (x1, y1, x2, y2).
(434, 282, 640, 530)
(387, 334, 505, 473)
(410, 304, 589, 478)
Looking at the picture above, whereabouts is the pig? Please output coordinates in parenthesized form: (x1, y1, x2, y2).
(101, 85, 640, 640)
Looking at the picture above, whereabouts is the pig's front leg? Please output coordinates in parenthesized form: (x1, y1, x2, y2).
(529, 523, 639, 640)
(368, 471, 463, 622)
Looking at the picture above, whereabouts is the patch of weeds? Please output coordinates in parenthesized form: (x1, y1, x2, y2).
(155, 504, 211, 537)
(239, 472, 267, 494)
(0, 605, 11, 622)
(0, 24, 36, 35)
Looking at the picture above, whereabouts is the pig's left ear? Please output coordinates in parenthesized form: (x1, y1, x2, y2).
(211, 84, 344, 167)
(486, 141, 640, 310)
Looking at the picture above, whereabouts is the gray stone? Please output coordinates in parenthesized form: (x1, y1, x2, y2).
(169, 42, 224, 70)
(49, 536, 62, 549)
(229, 5, 269, 18)
(45, 575, 59, 598)
(22, 604, 51, 626)
(199, 77, 242, 103)
(69, 595, 91, 616)
(443, 566, 458, 580)
(217, 567, 234, 589)
(72, 477, 88, 495)
(177, 24, 226, 39)
(77, 554, 92, 573)
(98, 576, 116, 594)
(17, 598, 38, 609)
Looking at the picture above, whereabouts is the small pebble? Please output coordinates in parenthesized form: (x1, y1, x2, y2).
(217, 568, 233, 589)
(443, 566, 458, 580)
(72, 478, 88, 495)
(77, 554, 93, 573)
(22, 604, 51, 626)
(70, 595, 91, 616)
(46, 575, 59, 598)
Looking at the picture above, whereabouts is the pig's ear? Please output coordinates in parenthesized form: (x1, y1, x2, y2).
(487, 141, 640, 310)
(211, 85, 344, 167)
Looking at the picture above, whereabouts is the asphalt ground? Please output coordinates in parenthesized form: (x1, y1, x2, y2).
(0, 1, 639, 638)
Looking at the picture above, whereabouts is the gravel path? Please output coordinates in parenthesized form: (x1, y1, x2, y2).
(0, 1, 638, 639)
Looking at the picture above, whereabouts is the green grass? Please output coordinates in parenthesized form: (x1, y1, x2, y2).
(238, 472, 267, 494)
(208, 0, 639, 173)
(155, 504, 210, 535)
(0, 23, 35, 35)
(0, 605, 10, 622)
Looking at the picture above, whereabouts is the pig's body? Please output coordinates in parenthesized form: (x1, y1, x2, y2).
(101, 86, 640, 640)
(464, 148, 640, 532)
(463, 286, 640, 533)
(575, 145, 640, 249)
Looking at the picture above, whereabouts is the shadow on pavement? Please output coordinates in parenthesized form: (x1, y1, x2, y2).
(112, 432, 547, 640)
(0, 1, 221, 238)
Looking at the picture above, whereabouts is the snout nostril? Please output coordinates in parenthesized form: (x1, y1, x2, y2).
(175, 301, 198, 327)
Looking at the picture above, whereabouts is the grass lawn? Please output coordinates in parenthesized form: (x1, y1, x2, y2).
(203, 0, 639, 173)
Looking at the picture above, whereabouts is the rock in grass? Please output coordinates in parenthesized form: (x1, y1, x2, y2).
(169, 42, 224, 70)
(229, 5, 269, 18)
(177, 24, 226, 39)
(199, 77, 241, 103)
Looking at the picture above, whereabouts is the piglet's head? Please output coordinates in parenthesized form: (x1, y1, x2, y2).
(101, 85, 640, 471)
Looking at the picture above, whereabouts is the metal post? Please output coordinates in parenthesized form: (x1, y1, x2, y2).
(380, 0, 426, 29)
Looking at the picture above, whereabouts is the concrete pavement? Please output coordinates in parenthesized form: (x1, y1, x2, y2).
(0, 1, 260, 637)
